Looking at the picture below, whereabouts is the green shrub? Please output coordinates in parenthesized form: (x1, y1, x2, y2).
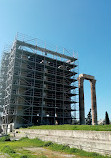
(20, 155, 28, 158)
(43, 141, 53, 147)
(0, 135, 10, 141)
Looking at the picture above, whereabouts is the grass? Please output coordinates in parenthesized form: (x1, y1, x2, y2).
(23, 124, 111, 131)
(0, 134, 10, 141)
(0, 136, 110, 158)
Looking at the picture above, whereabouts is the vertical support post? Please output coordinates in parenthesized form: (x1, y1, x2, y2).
(62, 62, 64, 124)
(78, 77, 85, 124)
(41, 57, 45, 124)
(54, 58, 57, 125)
(90, 80, 97, 125)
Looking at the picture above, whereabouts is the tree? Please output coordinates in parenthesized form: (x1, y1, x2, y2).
(86, 108, 92, 125)
(105, 111, 110, 124)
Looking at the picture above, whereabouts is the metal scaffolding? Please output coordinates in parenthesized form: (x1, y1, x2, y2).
(0, 33, 78, 128)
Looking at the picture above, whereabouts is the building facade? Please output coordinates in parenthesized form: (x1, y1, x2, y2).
(0, 35, 78, 128)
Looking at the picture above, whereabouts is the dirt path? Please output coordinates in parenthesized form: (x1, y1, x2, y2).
(23, 147, 80, 158)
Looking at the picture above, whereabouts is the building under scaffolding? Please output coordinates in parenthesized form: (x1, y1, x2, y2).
(0, 34, 78, 129)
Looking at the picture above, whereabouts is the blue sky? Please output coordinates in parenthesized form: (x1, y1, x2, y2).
(0, 0, 111, 120)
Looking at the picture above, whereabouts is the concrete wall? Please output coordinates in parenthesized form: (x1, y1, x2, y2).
(14, 129, 111, 156)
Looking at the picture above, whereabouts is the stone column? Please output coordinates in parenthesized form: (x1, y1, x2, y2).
(90, 80, 97, 125)
(78, 77, 85, 124)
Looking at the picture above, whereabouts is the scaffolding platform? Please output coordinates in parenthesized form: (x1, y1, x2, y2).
(0, 33, 79, 128)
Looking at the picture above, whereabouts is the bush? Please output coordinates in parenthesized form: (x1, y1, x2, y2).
(43, 141, 53, 147)
(0, 135, 10, 141)
(20, 155, 28, 158)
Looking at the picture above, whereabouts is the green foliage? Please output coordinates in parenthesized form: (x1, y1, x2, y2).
(86, 108, 92, 125)
(0, 145, 19, 158)
(20, 156, 28, 158)
(0, 137, 110, 158)
(0, 145, 36, 158)
(23, 124, 111, 131)
(19, 137, 28, 141)
(1, 145, 15, 154)
(49, 143, 70, 151)
(17, 149, 36, 158)
(0, 135, 10, 141)
(46, 143, 110, 158)
(43, 141, 53, 147)
(105, 111, 110, 125)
